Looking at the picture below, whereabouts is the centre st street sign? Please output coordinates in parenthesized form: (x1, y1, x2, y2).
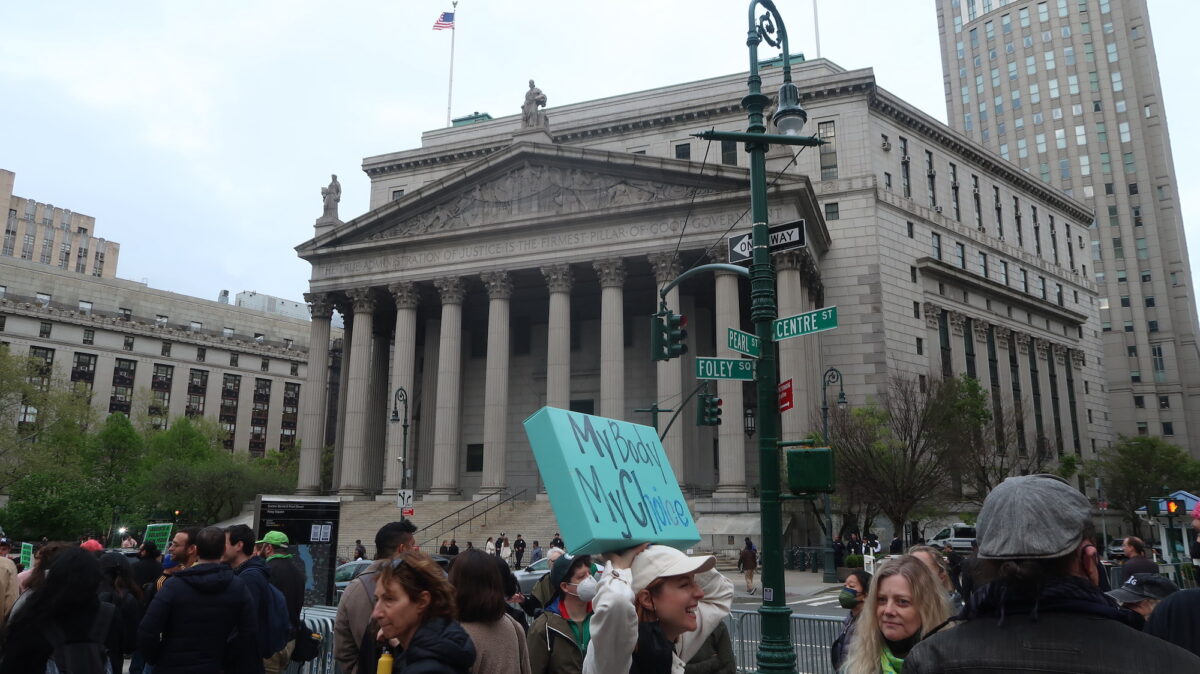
(727, 327, 761, 358)
(773, 306, 839, 341)
(695, 357, 756, 381)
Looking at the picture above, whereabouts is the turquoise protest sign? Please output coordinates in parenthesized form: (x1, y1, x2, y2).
(523, 407, 700, 555)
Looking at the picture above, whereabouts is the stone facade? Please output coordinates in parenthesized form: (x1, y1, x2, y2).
(297, 58, 1110, 513)
(935, 0, 1200, 455)
(0, 255, 330, 456)
(2, 169, 120, 279)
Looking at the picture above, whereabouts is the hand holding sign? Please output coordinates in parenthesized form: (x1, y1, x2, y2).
(523, 407, 701, 555)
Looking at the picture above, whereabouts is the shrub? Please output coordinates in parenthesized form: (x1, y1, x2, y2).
(844, 554, 864, 568)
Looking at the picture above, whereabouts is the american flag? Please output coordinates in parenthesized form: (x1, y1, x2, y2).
(432, 11, 455, 30)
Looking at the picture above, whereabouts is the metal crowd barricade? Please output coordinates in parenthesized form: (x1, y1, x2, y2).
(724, 609, 843, 673)
(287, 605, 341, 674)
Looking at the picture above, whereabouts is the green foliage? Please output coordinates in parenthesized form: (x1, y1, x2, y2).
(1083, 435, 1200, 536)
(0, 471, 108, 540)
(844, 554, 864, 569)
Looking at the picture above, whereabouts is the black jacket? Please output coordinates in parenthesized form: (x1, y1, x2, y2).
(133, 556, 164, 589)
(137, 562, 260, 674)
(266, 554, 306, 631)
(0, 599, 123, 674)
(904, 576, 1200, 673)
(1145, 588, 1200, 658)
(392, 617, 476, 674)
(232, 555, 274, 666)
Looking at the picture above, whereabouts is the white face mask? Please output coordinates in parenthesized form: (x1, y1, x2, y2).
(569, 575, 599, 603)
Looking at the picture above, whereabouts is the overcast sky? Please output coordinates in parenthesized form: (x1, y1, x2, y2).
(2, 1, 1197, 308)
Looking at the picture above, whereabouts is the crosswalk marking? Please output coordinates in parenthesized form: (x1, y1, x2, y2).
(788, 595, 840, 606)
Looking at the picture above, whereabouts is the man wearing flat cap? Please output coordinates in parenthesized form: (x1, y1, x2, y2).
(904, 474, 1200, 673)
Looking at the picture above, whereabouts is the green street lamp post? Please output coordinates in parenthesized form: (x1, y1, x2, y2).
(820, 367, 847, 583)
(693, 2, 822, 671)
(390, 387, 410, 491)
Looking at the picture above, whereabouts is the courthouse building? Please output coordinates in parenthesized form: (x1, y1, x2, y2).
(295, 57, 1111, 517)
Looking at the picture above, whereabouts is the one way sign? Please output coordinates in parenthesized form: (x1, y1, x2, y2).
(727, 219, 806, 264)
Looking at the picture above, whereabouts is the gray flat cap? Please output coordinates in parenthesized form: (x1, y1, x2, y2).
(976, 474, 1093, 560)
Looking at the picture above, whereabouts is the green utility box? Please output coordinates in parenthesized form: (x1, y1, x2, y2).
(786, 446, 834, 494)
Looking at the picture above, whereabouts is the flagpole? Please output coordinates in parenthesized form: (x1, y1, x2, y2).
(446, 0, 458, 127)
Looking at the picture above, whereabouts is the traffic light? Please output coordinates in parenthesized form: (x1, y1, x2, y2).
(664, 312, 687, 359)
(1166, 499, 1186, 516)
(697, 394, 723, 426)
(1147, 500, 1160, 516)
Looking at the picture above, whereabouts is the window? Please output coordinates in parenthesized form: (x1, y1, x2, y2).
(230, 353, 239, 367)
(1020, 269, 1029, 293)
(1127, 345, 1138, 357)
(123, 336, 134, 351)
(223, 327, 234, 338)
(1145, 296, 1156, 307)
(818, 121, 838, 180)
(119, 307, 131, 320)
(39, 321, 52, 338)
(956, 242, 966, 269)
(1135, 237, 1148, 260)
(466, 444, 485, 472)
(884, 172, 892, 191)
(83, 329, 94, 345)
(1149, 320, 1159, 332)
(900, 137, 911, 197)
(1164, 422, 1175, 436)
(1136, 422, 1149, 436)
(1000, 261, 1009, 285)
(1159, 395, 1170, 410)
(674, 143, 691, 160)
(261, 357, 270, 372)
(1134, 395, 1145, 409)
(823, 203, 840, 220)
(197, 346, 206, 362)
(916, 337, 924, 355)
(1151, 344, 1166, 383)
(290, 362, 299, 377)
(913, 301, 921, 319)
(161, 342, 172, 357)
(978, 252, 989, 278)
(720, 140, 737, 166)
(36, 292, 52, 307)
(155, 314, 168, 327)
(932, 232, 942, 260)
(391, 189, 405, 201)
(911, 266, 918, 283)
(907, 221, 914, 238)
(190, 321, 203, 332)
(925, 150, 936, 208)
(1131, 369, 1141, 383)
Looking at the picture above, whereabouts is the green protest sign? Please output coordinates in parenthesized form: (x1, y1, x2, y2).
(20, 542, 33, 567)
(144, 523, 173, 552)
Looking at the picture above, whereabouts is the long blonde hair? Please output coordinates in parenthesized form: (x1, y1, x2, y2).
(841, 555, 950, 674)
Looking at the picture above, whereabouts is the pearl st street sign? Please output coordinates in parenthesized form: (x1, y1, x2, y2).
(695, 357, 756, 381)
(727, 219, 807, 264)
(727, 327, 761, 358)
(773, 306, 839, 341)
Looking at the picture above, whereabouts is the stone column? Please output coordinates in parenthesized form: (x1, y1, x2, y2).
(1069, 350, 1088, 455)
(338, 288, 375, 498)
(366, 327, 390, 495)
(381, 282, 419, 496)
(973, 320, 994, 391)
(649, 252, 686, 489)
(542, 264, 573, 410)
(1014, 332, 1039, 454)
(477, 272, 513, 498)
(1051, 343, 1072, 455)
(415, 319, 441, 491)
(924, 303, 943, 376)
(993, 326, 1015, 424)
(712, 250, 747, 497)
(332, 299, 353, 490)
(1034, 338, 1057, 457)
(949, 312, 969, 376)
(593, 258, 626, 419)
(775, 251, 806, 440)
(426, 277, 466, 500)
(297, 292, 332, 494)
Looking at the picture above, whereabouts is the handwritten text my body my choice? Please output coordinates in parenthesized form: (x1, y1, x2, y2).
(568, 414, 691, 540)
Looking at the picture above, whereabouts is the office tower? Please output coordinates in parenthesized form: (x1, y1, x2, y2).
(935, 0, 1199, 453)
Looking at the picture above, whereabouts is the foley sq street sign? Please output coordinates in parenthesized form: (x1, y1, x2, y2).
(727, 219, 807, 264)
(695, 357, 756, 381)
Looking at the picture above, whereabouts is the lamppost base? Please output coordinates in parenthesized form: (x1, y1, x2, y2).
(755, 603, 798, 673)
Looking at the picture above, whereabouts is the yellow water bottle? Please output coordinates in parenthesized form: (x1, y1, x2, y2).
(376, 647, 394, 674)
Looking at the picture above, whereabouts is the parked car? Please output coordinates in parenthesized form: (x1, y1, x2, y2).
(1106, 539, 1127, 560)
(335, 554, 451, 593)
(514, 556, 553, 595)
(930, 523, 977, 553)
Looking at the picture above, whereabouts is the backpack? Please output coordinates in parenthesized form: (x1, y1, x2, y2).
(42, 602, 115, 674)
(240, 565, 292, 657)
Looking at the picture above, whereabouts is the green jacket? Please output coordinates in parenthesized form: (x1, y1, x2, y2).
(528, 607, 586, 674)
(684, 621, 736, 674)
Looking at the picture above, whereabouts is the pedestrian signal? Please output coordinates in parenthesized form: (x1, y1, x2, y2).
(1167, 499, 1186, 515)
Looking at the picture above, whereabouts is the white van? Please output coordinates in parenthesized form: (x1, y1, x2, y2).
(930, 523, 977, 552)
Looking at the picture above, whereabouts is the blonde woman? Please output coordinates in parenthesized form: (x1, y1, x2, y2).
(906, 545, 964, 614)
(842, 555, 950, 674)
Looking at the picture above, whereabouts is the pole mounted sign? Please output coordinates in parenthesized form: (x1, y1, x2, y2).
(396, 489, 415, 517)
(727, 327, 761, 358)
(778, 379, 794, 412)
(695, 357, 756, 381)
(727, 219, 807, 264)
(773, 306, 839, 341)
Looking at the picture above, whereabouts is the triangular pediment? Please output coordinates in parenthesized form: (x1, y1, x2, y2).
(298, 141, 768, 254)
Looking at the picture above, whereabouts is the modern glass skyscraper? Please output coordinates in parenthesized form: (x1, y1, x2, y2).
(935, 0, 1199, 454)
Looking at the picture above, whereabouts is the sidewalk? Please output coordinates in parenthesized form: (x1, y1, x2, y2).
(717, 566, 843, 601)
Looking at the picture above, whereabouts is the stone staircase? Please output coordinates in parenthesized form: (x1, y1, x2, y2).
(337, 497, 563, 563)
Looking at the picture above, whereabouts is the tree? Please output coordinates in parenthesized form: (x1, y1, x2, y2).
(1084, 436, 1200, 537)
(0, 471, 108, 540)
(830, 375, 958, 541)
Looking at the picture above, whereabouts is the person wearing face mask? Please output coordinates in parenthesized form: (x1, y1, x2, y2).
(842, 555, 949, 674)
(583, 544, 733, 674)
(830, 569, 872, 671)
(528, 553, 596, 673)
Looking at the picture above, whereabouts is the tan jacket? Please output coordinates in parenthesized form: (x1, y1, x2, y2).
(0, 557, 17, 626)
(333, 559, 387, 674)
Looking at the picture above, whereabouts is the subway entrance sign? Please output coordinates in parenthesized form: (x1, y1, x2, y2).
(773, 306, 839, 342)
(695, 357, 755, 381)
